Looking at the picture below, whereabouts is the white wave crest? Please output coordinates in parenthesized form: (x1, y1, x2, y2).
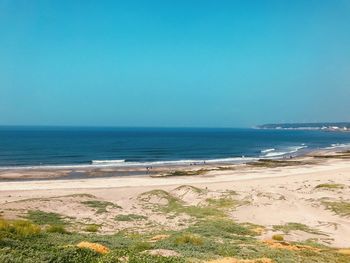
(262, 145, 307, 158)
(325, 143, 350, 150)
(261, 148, 275, 153)
(0, 156, 259, 170)
(91, 160, 125, 165)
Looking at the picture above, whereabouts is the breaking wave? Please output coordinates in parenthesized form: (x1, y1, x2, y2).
(261, 145, 307, 158)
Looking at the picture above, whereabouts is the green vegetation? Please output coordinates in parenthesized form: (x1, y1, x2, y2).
(315, 183, 345, 189)
(138, 189, 239, 219)
(115, 214, 147, 221)
(174, 185, 205, 194)
(206, 197, 238, 209)
(81, 200, 121, 214)
(272, 234, 284, 241)
(25, 210, 65, 225)
(0, 219, 40, 237)
(273, 222, 324, 235)
(322, 201, 350, 217)
(1, 216, 350, 262)
(174, 233, 203, 246)
(1, 189, 350, 262)
(84, 224, 100, 233)
(46, 225, 68, 234)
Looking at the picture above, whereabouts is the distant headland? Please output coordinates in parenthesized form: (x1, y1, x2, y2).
(257, 122, 350, 132)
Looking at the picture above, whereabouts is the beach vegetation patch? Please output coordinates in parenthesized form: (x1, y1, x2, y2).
(0, 218, 41, 238)
(322, 201, 350, 217)
(77, 241, 110, 254)
(315, 183, 345, 190)
(273, 223, 324, 235)
(1, 217, 350, 262)
(190, 219, 258, 238)
(272, 234, 284, 241)
(174, 185, 206, 194)
(81, 200, 121, 214)
(138, 189, 237, 219)
(26, 210, 66, 226)
(46, 224, 68, 234)
(115, 214, 147, 221)
(206, 197, 239, 209)
(174, 233, 204, 246)
(138, 189, 184, 211)
(84, 224, 100, 232)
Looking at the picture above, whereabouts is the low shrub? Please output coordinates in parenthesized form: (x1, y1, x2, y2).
(0, 219, 41, 237)
(46, 225, 68, 234)
(272, 234, 284, 241)
(26, 210, 65, 225)
(175, 233, 204, 246)
(85, 224, 100, 233)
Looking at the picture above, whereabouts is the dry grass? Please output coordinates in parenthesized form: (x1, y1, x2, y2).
(77, 241, 110, 254)
(0, 219, 41, 237)
(272, 234, 284, 241)
(338, 249, 350, 255)
(315, 183, 345, 189)
(175, 233, 204, 246)
(262, 239, 321, 252)
(322, 201, 350, 217)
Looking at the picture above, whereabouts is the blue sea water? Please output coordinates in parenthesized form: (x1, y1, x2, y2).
(0, 126, 350, 169)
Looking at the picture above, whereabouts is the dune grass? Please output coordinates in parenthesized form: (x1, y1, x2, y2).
(46, 224, 68, 234)
(25, 210, 66, 226)
(81, 200, 121, 214)
(206, 197, 239, 209)
(174, 233, 204, 246)
(138, 189, 239, 219)
(115, 214, 147, 221)
(315, 183, 345, 189)
(174, 185, 206, 194)
(322, 201, 350, 217)
(0, 218, 41, 238)
(84, 224, 100, 233)
(273, 222, 324, 235)
(272, 234, 284, 241)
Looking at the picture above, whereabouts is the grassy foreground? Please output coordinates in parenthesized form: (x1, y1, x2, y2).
(1, 187, 350, 262)
(1, 217, 349, 263)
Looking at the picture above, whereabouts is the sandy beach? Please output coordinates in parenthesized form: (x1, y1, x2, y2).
(1, 150, 350, 251)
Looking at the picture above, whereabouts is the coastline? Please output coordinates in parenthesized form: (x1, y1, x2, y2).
(1, 147, 350, 260)
(0, 146, 347, 182)
(0, 150, 348, 192)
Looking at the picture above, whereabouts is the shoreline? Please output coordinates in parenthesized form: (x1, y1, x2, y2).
(0, 149, 349, 192)
(0, 147, 346, 182)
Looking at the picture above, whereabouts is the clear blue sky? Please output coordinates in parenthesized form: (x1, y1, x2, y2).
(1, 0, 349, 127)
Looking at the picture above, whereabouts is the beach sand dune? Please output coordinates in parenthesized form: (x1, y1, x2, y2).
(1, 154, 350, 249)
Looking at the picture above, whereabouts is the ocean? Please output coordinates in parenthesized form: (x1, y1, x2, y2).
(0, 126, 350, 169)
